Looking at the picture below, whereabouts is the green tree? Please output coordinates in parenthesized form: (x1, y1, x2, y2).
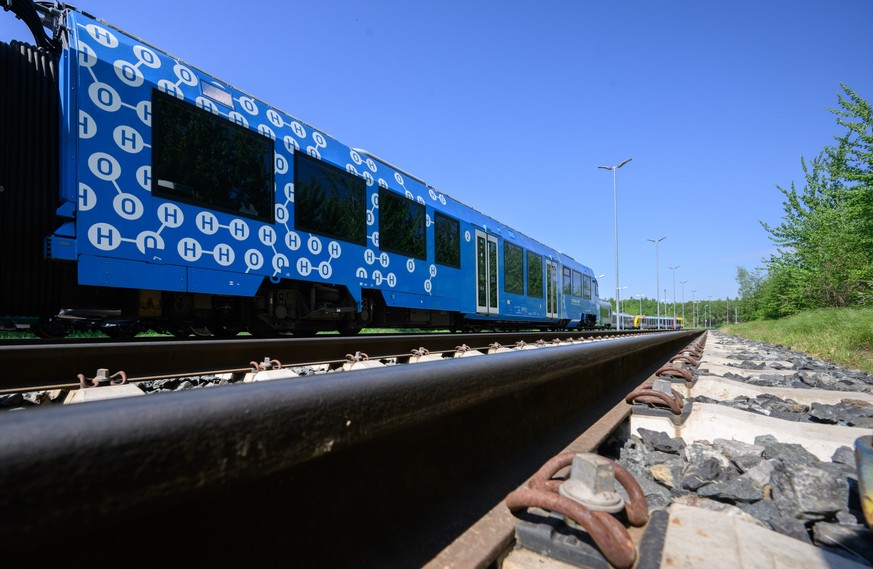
(757, 84, 873, 314)
(735, 266, 763, 320)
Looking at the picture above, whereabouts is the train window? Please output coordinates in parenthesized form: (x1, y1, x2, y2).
(572, 270, 582, 297)
(152, 89, 274, 222)
(563, 267, 572, 295)
(583, 274, 592, 299)
(294, 152, 367, 245)
(379, 188, 426, 259)
(504, 242, 524, 294)
(434, 212, 460, 268)
(526, 251, 543, 298)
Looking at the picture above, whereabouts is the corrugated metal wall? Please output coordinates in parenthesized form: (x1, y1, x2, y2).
(0, 40, 67, 317)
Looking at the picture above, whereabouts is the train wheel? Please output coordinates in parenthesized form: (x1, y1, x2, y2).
(168, 326, 192, 338)
(207, 324, 240, 338)
(336, 321, 362, 336)
(102, 324, 140, 339)
(31, 317, 71, 339)
(292, 323, 319, 337)
(190, 326, 212, 337)
(247, 317, 280, 338)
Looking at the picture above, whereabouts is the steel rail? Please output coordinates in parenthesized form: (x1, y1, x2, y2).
(0, 330, 701, 566)
(0, 329, 642, 389)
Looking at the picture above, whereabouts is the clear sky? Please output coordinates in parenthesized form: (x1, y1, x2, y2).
(4, 1, 872, 307)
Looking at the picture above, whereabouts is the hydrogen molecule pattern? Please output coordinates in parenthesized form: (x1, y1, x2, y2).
(72, 13, 447, 297)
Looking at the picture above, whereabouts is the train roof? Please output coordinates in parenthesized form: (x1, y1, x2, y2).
(18, 1, 593, 274)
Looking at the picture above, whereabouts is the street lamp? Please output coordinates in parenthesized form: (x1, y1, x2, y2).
(635, 294, 643, 316)
(668, 266, 679, 320)
(619, 286, 628, 314)
(646, 236, 666, 324)
(664, 289, 667, 326)
(598, 157, 632, 329)
(691, 290, 697, 328)
(680, 281, 687, 323)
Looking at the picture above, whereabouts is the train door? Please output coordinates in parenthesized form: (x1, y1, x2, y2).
(546, 261, 559, 319)
(475, 230, 499, 315)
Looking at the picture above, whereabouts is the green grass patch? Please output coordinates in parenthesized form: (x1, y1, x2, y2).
(721, 307, 873, 374)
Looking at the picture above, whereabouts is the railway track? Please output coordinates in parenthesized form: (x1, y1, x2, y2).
(3, 329, 869, 568)
(0, 329, 643, 391)
(0, 330, 697, 566)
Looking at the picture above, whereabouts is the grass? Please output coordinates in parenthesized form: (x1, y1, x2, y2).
(721, 307, 873, 374)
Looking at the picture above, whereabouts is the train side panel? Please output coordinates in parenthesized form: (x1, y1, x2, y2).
(4, 6, 605, 334)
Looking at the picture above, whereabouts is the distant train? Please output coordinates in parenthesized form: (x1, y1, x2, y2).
(2, 1, 609, 338)
(602, 313, 684, 330)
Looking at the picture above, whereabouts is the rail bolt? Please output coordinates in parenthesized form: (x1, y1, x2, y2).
(559, 454, 625, 513)
(652, 378, 674, 396)
(94, 368, 110, 385)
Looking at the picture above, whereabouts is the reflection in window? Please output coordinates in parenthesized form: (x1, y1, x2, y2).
(379, 189, 426, 259)
(583, 274, 592, 299)
(572, 270, 583, 297)
(477, 235, 487, 307)
(527, 251, 543, 298)
(504, 242, 524, 294)
(294, 152, 367, 244)
(152, 89, 274, 222)
(563, 267, 572, 295)
(434, 213, 460, 268)
(489, 239, 498, 309)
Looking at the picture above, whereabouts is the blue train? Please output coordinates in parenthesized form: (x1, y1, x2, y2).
(2, 1, 607, 337)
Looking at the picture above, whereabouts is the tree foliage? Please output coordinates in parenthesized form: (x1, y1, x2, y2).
(738, 84, 873, 319)
(607, 295, 735, 328)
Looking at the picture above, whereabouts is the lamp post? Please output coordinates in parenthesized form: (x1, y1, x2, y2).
(646, 237, 666, 325)
(680, 280, 687, 323)
(691, 289, 697, 328)
(619, 286, 628, 314)
(594, 274, 605, 305)
(663, 289, 667, 327)
(636, 294, 643, 316)
(598, 157, 632, 329)
(708, 295, 713, 328)
(668, 265, 679, 320)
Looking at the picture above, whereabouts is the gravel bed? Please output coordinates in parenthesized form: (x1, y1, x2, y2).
(603, 331, 873, 566)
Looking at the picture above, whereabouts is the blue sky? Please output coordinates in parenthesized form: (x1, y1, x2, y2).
(4, 1, 872, 307)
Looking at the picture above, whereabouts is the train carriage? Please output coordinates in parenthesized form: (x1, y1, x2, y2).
(2, 1, 604, 337)
(633, 315, 684, 330)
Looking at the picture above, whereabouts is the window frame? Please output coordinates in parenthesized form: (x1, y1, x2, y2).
(526, 251, 543, 298)
(434, 211, 461, 268)
(293, 151, 368, 245)
(503, 241, 525, 295)
(151, 88, 275, 223)
(378, 187, 427, 260)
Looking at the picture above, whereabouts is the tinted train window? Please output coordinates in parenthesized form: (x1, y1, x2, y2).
(583, 274, 592, 299)
(527, 251, 543, 298)
(563, 267, 572, 295)
(572, 270, 583, 297)
(294, 152, 367, 245)
(434, 212, 460, 268)
(504, 242, 524, 294)
(152, 89, 274, 222)
(379, 189, 426, 259)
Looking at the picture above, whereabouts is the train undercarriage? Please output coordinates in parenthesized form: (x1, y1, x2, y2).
(3, 276, 592, 338)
